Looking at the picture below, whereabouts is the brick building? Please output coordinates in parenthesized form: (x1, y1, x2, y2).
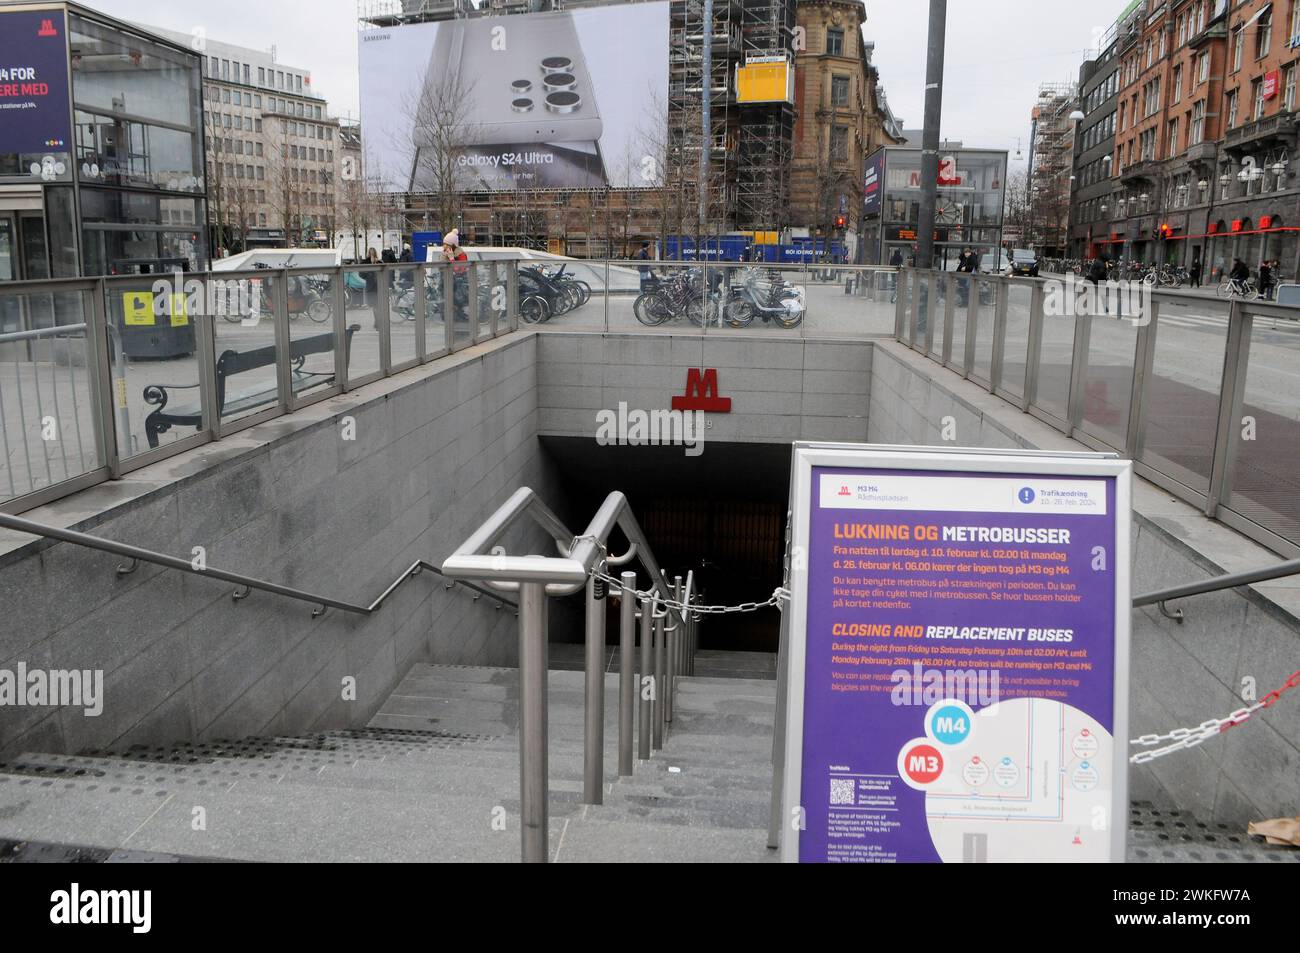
(1096, 0, 1300, 280)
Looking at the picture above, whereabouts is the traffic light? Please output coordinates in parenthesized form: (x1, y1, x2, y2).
(1158, 223, 1173, 240)
(835, 215, 847, 229)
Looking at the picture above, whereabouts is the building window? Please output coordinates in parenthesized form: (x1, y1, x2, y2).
(1254, 78, 1265, 119)
(1227, 88, 1239, 127)
(826, 28, 844, 56)
(1233, 27, 1244, 71)
(1168, 117, 1180, 155)
(830, 75, 849, 106)
(1258, 9, 1272, 59)
(1286, 66, 1297, 111)
(829, 126, 848, 161)
(1173, 64, 1182, 104)
(1198, 52, 1209, 84)
(1191, 100, 1205, 143)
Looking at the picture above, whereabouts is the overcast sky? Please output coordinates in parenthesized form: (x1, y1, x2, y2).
(94, 0, 1131, 173)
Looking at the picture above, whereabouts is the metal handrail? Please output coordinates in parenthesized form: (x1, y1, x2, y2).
(441, 485, 694, 863)
(0, 513, 515, 618)
(0, 324, 88, 344)
(1133, 558, 1300, 620)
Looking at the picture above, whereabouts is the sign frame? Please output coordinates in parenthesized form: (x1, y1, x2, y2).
(774, 442, 1132, 864)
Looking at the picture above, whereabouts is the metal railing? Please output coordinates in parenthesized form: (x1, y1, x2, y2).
(1, 258, 906, 516)
(894, 267, 1300, 558)
(1133, 557, 1300, 621)
(0, 261, 522, 514)
(0, 511, 515, 619)
(513, 258, 899, 338)
(441, 486, 697, 863)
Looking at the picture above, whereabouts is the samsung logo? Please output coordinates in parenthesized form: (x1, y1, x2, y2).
(363, 32, 391, 42)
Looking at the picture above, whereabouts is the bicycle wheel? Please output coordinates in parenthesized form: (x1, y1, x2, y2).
(571, 280, 591, 306)
(685, 300, 707, 327)
(725, 299, 755, 328)
(772, 303, 805, 330)
(307, 295, 332, 324)
(519, 295, 549, 324)
(634, 292, 669, 326)
(1216, 282, 1234, 300)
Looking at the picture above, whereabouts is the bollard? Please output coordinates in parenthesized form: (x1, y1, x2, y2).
(583, 574, 604, 805)
(619, 572, 636, 776)
(638, 591, 654, 760)
(518, 582, 549, 863)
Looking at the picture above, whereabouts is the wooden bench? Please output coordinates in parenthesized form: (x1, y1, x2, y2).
(143, 326, 358, 448)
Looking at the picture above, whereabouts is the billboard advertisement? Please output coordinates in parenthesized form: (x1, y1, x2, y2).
(863, 151, 884, 215)
(358, 5, 669, 194)
(0, 8, 72, 162)
(778, 446, 1132, 863)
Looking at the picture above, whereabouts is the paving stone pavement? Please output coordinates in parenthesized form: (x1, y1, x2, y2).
(0, 655, 1293, 863)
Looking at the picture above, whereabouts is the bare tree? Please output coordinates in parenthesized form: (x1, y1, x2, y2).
(400, 65, 480, 234)
(264, 116, 307, 245)
(203, 109, 235, 256)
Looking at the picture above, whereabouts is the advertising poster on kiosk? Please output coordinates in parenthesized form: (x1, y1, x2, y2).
(358, 4, 668, 193)
(777, 445, 1132, 863)
(0, 8, 72, 162)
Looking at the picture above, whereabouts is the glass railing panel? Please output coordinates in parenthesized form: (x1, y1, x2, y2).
(971, 279, 996, 383)
(343, 267, 382, 380)
(1225, 304, 1300, 545)
(1139, 296, 1231, 495)
(387, 267, 419, 367)
(285, 272, 340, 402)
(1000, 282, 1032, 399)
(210, 273, 280, 429)
(1078, 315, 1138, 450)
(0, 286, 100, 501)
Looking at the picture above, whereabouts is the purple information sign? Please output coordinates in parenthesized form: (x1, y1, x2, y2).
(796, 465, 1121, 863)
(0, 9, 72, 157)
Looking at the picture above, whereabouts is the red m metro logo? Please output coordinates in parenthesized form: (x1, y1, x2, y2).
(38, 19, 58, 37)
(672, 368, 731, 413)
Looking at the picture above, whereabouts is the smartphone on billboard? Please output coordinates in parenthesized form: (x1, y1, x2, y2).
(412, 11, 603, 150)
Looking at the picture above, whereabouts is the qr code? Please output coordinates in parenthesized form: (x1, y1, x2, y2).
(829, 778, 856, 805)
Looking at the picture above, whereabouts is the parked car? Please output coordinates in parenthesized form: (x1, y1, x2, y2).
(1009, 248, 1040, 277)
(981, 252, 1010, 274)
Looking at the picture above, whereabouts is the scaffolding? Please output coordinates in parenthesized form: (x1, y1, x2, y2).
(1029, 81, 1078, 254)
(734, 0, 795, 231)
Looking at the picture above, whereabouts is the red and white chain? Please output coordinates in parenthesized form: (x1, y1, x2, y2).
(1130, 669, 1300, 764)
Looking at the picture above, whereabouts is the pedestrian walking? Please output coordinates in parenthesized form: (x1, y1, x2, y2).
(1189, 259, 1202, 289)
(1258, 259, 1275, 300)
(633, 241, 654, 291)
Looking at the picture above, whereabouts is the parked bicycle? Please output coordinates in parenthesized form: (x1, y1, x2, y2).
(723, 267, 806, 329)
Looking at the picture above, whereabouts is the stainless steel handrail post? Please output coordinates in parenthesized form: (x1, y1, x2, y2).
(638, 592, 654, 760)
(519, 581, 549, 863)
(583, 574, 605, 804)
(667, 574, 682, 723)
(619, 571, 636, 776)
(653, 609, 665, 749)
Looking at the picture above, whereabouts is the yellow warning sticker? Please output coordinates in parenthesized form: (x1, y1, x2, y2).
(122, 291, 155, 327)
(168, 293, 189, 327)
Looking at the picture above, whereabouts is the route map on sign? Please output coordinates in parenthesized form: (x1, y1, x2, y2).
(797, 466, 1120, 863)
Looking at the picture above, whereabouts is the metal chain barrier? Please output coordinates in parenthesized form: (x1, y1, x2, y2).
(1129, 669, 1300, 764)
(591, 569, 790, 618)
